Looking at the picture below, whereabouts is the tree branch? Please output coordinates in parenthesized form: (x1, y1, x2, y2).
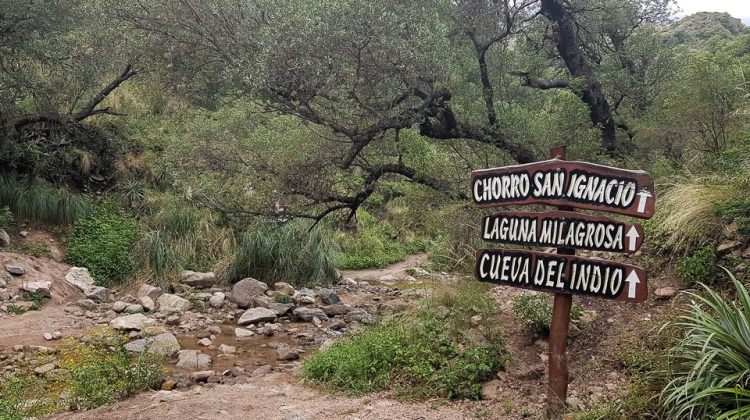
(72, 65, 138, 122)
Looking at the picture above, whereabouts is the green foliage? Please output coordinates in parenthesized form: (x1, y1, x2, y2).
(660, 271, 750, 419)
(511, 294, 583, 336)
(17, 241, 52, 258)
(25, 291, 48, 310)
(66, 209, 138, 286)
(0, 206, 12, 230)
(675, 246, 718, 284)
(274, 294, 292, 304)
(337, 209, 426, 269)
(716, 198, 750, 235)
(225, 221, 339, 288)
(302, 282, 509, 399)
(0, 174, 92, 225)
(0, 376, 57, 420)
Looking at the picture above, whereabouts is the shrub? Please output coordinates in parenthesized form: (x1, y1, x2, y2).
(660, 270, 750, 419)
(511, 294, 583, 336)
(302, 281, 509, 399)
(66, 209, 138, 286)
(0, 206, 12, 230)
(0, 174, 92, 225)
(675, 246, 718, 284)
(225, 221, 339, 287)
(716, 198, 750, 235)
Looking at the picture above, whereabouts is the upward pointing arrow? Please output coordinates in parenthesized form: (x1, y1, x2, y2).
(625, 270, 640, 299)
(626, 226, 640, 251)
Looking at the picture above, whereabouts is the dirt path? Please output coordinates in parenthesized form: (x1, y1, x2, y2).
(53, 372, 482, 420)
(341, 253, 429, 281)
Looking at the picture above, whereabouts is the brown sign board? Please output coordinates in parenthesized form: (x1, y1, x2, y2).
(475, 248, 647, 302)
(481, 211, 644, 253)
(471, 159, 655, 218)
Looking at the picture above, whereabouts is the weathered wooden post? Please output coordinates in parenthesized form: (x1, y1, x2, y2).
(470, 145, 655, 418)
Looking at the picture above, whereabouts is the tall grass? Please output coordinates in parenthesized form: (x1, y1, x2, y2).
(660, 270, 750, 419)
(224, 221, 339, 287)
(0, 174, 92, 225)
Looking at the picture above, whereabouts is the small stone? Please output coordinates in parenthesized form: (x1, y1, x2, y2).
(84, 286, 112, 302)
(718, 240, 742, 254)
(655, 287, 677, 300)
(161, 380, 177, 391)
(275, 346, 299, 361)
(19, 230, 28, 238)
(137, 284, 163, 301)
(321, 304, 352, 316)
(125, 304, 144, 314)
(252, 365, 272, 376)
(253, 295, 270, 308)
(339, 278, 357, 286)
(125, 339, 148, 353)
(268, 302, 294, 316)
(22, 280, 51, 297)
(34, 363, 55, 375)
(198, 338, 212, 347)
(110, 313, 156, 331)
(166, 315, 181, 326)
(157, 293, 191, 313)
(273, 282, 296, 296)
(257, 323, 282, 336)
(219, 344, 236, 354)
(0, 289, 10, 301)
(470, 315, 482, 326)
(43, 332, 53, 341)
(189, 370, 215, 382)
(344, 310, 375, 324)
(178, 270, 219, 288)
(76, 299, 97, 310)
(318, 289, 342, 305)
(176, 350, 212, 370)
(294, 295, 316, 305)
(150, 333, 181, 357)
(5, 264, 26, 276)
(140, 296, 155, 312)
(0, 229, 10, 247)
(208, 292, 225, 308)
(229, 278, 268, 309)
(327, 319, 347, 330)
(237, 307, 277, 325)
(207, 325, 222, 335)
(235, 328, 254, 338)
(293, 307, 329, 322)
(52, 331, 62, 340)
(480, 379, 503, 400)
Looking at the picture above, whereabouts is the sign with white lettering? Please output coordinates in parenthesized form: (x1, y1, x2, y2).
(471, 160, 655, 218)
(475, 248, 647, 302)
(481, 211, 644, 253)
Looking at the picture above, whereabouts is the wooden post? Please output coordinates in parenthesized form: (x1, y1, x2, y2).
(547, 145, 573, 419)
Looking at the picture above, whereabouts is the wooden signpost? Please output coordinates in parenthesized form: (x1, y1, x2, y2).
(472, 146, 655, 418)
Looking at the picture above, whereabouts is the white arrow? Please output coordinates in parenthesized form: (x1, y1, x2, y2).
(625, 270, 640, 299)
(626, 226, 640, 251)
(636, 189, 652, 214)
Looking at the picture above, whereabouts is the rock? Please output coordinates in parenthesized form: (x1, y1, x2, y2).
(76, 299, 97, 310)
(294, 295, 316, 305)
(34, 363, 56, 375)
(157, 293, 191, 313)
(176, 350, 212, 370)
(22, 280, 51, 297)
(64, 267, 95, 292)
(140, 296, 155, 312)
(207, 325, 222, 335)
(125, 339, 149, 353)
(253, 295, 270, 308)
(276, 346, 299, 361)
(321, 304, 352, 316)
(480, 379, 503, 400)
(268, 302, 294, 316)
(252, 365, 273, 376)
(230, 278, 268, 309)
(150, 333, 180, 357)
(237, 307, 277, 325)
(318, 289, 342, 305)
(0, 277, 5, 288)
(198, 338, 212, 347)
(0, 289, 11, 301)
(345, 310, 375, 324)
(43, 332, 53, 341)
(178, 270, 219, 288)
(19, 230, 28, 238)
(339, 278, 357, 286)
(257, 323, 282, 336)
(125, 304, 144, 314)
(208, 292, 225, 308)
(293, 307, 329, 322)
(161, 380, 177, 391)
(0, 229, 9, 247)
(327, 319, 347, 330)
(274, 282, 296, 296)
(655, 287, 678, 300)
(219, 344, 236, 354)
(235, 328, 254, 338)
(112, 301, 128, 313)
(717, 240, 742, 254)
(84, 286, 112, 302)
(110, 313, 156, 331)
(166, 315, 181, 326)
(6, 264, 27, 276)
(189, 370, 215, 382)
(137, 284, 163, 301)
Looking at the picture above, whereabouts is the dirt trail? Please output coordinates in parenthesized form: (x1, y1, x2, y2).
(341, 253, 429, 281)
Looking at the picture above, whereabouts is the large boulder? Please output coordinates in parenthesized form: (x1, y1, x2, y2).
(237, 307, 277, 325)
(149, 332, 181, 357)
(230, 278, 268, 309)
(208, 292, 225, 309)
(22, 280, 51, 297)
(178, 270, 219, 288)
(318, 289, 342, 305)
(176, 350, 212, 370)
(65, 267, 111, 301)
(157, 293, 191, 313)
(268, 302, 294, 316)
(137, 284, 163, 301)
(110, 314, 156, 331)
(292, 307, 329, 322)
(273, 282, 296, 296)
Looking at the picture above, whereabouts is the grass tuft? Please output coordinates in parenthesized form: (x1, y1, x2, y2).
(0, 174, 92, 225)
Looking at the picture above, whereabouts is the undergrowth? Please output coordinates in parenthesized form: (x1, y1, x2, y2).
(511, 294, 583, 336)
(0, 174, 92, 225)
(302, 281, 509, 399)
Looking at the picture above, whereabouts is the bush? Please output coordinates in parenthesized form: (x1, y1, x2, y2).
(0, 174, 92, 225)
(716, 197, 750, 235)
(511, 294, 583, 336)
(225, 221, 339, 287)
(66, 209, 138, 286)
(0, 206, 12, 230)
(660, 270, 750, 419)
(675, 246, 718, 283)
(302, 281, 509, 399)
